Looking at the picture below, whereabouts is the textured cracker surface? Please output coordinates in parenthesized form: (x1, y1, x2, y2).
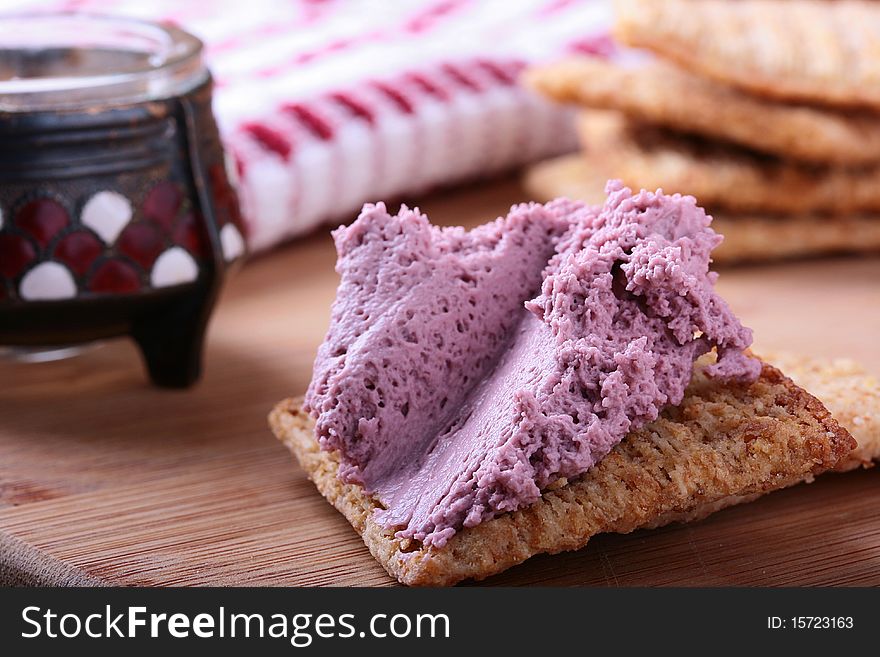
(764, 353, 880, 471)
(269, 360, 854, 586)
(614, 0, 880, 109)
(576, 110, 880, 215)
(525, 56, 880, 165)
(523, 154, 880, 263)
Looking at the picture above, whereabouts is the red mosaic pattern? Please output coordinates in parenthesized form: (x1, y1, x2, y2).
(142, 181, 184, 230)
(0, 233, 37, 279)
(15, 199, 69, 247)
(88, 258, 141, 294)
(53, 231, 102, 276)
(118, 222, 164, 269)
(173, 211, 211, 260)
(208, 163, 246, 238)
(0, 176, 225, 302)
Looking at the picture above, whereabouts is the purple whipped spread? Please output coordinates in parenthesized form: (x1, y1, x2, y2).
(306, 181, 760, 547)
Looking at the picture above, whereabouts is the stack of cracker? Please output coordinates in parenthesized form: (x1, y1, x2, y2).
(524, 0, 880, 263)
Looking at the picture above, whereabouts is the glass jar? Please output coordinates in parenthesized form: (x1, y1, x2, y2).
(0, 13, 245, 387)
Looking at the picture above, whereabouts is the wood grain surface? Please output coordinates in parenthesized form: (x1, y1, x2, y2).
(1, 177, 879, 586)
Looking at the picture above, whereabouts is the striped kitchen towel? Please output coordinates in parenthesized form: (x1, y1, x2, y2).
(8, 0, 613, 251)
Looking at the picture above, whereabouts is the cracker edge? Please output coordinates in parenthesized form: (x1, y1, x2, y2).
(612, 0, 880, 109)
(269, 362, 855, 586)
(763, 352, 880, 471)
(573, 110, 880, 216)
(522, 153, 880, 263)
(523, 56, 880, 166)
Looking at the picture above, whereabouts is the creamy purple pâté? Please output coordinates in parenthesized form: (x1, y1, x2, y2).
(306, 181, 760, 547)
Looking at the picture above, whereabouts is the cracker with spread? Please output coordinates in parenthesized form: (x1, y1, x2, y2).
(269, 183, 858, 585)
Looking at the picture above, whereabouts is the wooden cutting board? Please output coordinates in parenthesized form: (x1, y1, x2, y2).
(2, 177, 879, 586)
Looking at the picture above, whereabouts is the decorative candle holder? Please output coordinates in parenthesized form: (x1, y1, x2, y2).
(0, 13, 245, 387)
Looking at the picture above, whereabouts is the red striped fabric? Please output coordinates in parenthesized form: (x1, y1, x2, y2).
(10, 0, 614, 250)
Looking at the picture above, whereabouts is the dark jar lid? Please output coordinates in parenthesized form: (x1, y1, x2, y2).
(0, 13, 208, 112)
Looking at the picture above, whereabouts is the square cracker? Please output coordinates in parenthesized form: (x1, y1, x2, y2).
(524, 56, 880, 166)
(576, 110, 880, 216)
(763, 353, 880, 471)
(614, 0, 880, 109)
(269, 359, 855, 586)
